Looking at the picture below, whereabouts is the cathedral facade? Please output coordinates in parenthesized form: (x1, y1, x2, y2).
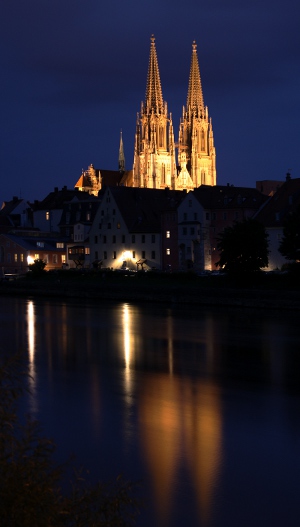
(133, 36, 216, 191)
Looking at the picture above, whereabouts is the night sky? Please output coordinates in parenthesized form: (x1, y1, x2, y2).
(1, 0, 300, 202)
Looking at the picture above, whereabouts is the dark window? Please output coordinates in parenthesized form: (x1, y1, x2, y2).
(108, 223, 111, 229)
(151, 234, 155, 243)
(122, 235, 125, 243)
(99, 223, 102, 229)
(212, 212, 216, 221)
(103, 235, 107, 243)
(206, 212, 210, 220)
(94, 236, 98, 243)
(103, 251, 107, 259)
(95, 251, 98, 260)
(142, 235, 145, 243)
(190, 227, 195, 235)
(183, 213, 187, 221)
(101, 210, 104, 216)
(132, 234, 135, 243)
(132, 250, 135, 258)
(113, 251, 116, 259)
(183, 227, 187, 235)
(113, 209, 116, 215)
(223, 212, 227, 220)
(142, 251, 146, 259)
(113, 235, 116, 243)
(151, 251, 155, 259)
(194, 213, 198, 220)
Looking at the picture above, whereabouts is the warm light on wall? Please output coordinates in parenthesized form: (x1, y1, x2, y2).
(122, 250, 132, 260)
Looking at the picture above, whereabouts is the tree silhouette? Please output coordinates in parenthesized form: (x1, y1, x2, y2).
(0, 354, 139, 527)
(216, 218, 269, 273)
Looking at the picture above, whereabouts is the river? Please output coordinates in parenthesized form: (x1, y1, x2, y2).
(1, 296, 300, 526)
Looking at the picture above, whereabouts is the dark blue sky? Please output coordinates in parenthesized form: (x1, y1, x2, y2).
(1, 0, 299, 202)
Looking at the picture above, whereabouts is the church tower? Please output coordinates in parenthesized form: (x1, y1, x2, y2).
(177, 41, 216, 189)
(133, 35, 176, 188)
(118, 130, 125, 172)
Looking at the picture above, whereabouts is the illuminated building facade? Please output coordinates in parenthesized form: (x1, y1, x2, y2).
(88, 186, 183, 271)
(133, 36, 216, 191)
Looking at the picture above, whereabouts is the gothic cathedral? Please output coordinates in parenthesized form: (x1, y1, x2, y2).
(132, 36, 216, 190)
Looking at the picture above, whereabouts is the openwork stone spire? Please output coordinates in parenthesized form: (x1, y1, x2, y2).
(186, 41, 204, 117)
(118, 130, 125, 172)
(145, 35, 164, 114)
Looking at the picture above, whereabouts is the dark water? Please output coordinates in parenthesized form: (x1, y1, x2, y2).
(1, 296, 300, 527)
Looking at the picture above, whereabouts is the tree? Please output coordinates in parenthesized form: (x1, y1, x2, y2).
(216, 218, 269, 273)
(279, 206, 300, 262)
(0, 354, 139, 527)
(28, 258, 47, 274)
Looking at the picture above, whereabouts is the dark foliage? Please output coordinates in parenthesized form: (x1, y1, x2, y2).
(279, 206, 300, 262)
(216, 218, 269, 274)
(28, 258, 47, 274)
(0, 354, 139, 527)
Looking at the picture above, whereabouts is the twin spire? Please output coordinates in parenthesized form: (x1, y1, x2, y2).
(133, 35, 216, 189)
(145, 35, 204, 116)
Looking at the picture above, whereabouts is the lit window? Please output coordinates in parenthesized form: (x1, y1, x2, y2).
(166, 248, 170, 255)
(34, 254, 39, 260)
(166, 231, 170, 238)
(53, 254, 57, 264)
(61, 255, 66, 264)
(46, 211, 50, 220)
(86, 212, 91, 221)
(14, 254, 17, 262)
(44, 254, 49, 263)
(56, 242, 64, 248)
(117, 222, 121, 229)
(85, 248, 90, 255)
(20, 254, 24, 262)
(37, 241, 44, 248)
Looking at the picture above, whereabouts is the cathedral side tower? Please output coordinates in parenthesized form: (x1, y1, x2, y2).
(177, 41, 216, 189)
(133, 35, 176, 189)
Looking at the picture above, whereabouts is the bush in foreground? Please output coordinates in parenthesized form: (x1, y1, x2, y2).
(0, 354, 139, 527)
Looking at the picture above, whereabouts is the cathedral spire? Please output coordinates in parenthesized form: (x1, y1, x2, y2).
(186, 41, 204, 117)
(145, 35, 164, 114)
(118, 129, 125, 172)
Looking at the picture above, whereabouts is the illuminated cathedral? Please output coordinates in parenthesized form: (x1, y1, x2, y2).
(75, 36, 216, 194)
(133, 35, 216, 190)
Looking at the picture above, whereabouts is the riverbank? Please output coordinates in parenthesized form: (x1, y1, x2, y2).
(1, 270, 300, 310)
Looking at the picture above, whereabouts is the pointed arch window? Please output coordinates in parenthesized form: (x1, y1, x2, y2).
(159, 126, 164, 148)
(201, 130, 205, 151)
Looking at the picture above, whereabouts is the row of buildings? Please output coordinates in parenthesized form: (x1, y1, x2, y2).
(0, 36, 297, 275)
(0, 174, 298, 275)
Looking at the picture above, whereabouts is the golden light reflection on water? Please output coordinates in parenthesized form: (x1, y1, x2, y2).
(27, 300, 38, 412)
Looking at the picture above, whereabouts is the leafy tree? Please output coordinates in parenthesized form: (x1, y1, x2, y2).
(28, 258, 47, 274)
(0, 354, 139, 527)
(279, 206, 300, 262)
(216, 218, 269, 273)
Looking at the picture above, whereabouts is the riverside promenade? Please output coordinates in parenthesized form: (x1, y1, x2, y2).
(1, 271, 300, 311)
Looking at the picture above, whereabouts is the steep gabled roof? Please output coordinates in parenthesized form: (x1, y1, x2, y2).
(31, 187, 90, 211)
(107, 187, 183, 233)
(254, 178, 300, 227)
(192, 185, 267, 210)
